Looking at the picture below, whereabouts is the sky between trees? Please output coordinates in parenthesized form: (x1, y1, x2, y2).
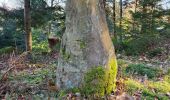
(0, 0, 65, 9)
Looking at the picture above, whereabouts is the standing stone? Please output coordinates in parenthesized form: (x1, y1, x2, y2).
(56, 0, 117, 92)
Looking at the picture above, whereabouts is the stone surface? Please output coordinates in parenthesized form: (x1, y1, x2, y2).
(56, 0, 117, 89)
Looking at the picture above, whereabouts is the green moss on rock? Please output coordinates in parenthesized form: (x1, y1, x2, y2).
(81, 58, 117, 97)
(105, 58, 118, 94)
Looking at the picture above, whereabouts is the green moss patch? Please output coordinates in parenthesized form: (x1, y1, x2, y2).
(81, 58, 117, 97)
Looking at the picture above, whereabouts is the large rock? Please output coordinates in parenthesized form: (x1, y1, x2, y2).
(56, 0, 117, 91)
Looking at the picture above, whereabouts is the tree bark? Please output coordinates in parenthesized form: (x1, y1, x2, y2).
(119, 0, 123, 42)
(141, 1, 147, 34)
(56, 0, 117, 92)
(113, 0, 116, 38)
(132, 0, 138, 31)
(24, 0, 32, 51)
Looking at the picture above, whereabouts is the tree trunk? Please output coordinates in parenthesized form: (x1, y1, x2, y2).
(56, 0, 117, 92)
(150, 3, 155, 33)
(119, 0, 123, 42)
(132, 0, 138, 31)
(113, 0, 116, 39)
(24, 0, 32, 51)
(168, 16, 170, 23)
(103, 0, 106, 9)
(141, 1, 147, 34)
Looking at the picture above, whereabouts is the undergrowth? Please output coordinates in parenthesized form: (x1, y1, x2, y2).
(117, 59, 170, 100)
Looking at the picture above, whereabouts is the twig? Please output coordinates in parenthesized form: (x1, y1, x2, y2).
(0, 66, 15, 82)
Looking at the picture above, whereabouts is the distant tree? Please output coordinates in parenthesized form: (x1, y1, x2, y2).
(24, 0, 32, 51)
(132, 0, 138, 31)
(136, 0, 162, 34)
(119, 0, 123, 42)
(113, 0, 116, 38)
(0, 5, 24, 49)
(0, 0, 65, 50)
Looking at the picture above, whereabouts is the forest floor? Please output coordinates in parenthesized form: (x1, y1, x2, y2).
(0, 51, 170, 99)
